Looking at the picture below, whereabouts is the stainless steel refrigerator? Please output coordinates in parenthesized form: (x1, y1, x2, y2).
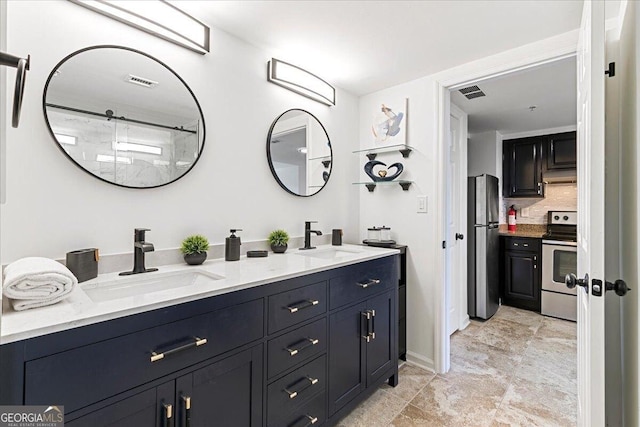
(467, 174, 500, 320)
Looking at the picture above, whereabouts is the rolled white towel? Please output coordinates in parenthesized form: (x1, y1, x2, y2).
(3, 257, 78, 311)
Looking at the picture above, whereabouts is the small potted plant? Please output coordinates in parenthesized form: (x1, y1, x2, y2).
(268, 229, 289, 254)
(180, 234, 209, 265)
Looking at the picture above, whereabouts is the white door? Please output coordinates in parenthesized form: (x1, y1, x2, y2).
(446, 104, 468, 335)
(575, 1, 606, 424)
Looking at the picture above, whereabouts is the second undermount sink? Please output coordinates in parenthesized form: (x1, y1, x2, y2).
(82, 269, 224, 303)
(296, 247, 363, 260)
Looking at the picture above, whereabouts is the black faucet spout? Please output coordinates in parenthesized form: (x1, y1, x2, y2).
(120, 228, 158, 276)
(300, 221, 322, 250)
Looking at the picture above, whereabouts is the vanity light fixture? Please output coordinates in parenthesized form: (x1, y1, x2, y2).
(267, 58, 335, 106)
(67, 0, 210, 54)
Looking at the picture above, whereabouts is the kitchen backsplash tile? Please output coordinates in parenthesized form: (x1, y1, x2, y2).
(500, 183, 577, 224)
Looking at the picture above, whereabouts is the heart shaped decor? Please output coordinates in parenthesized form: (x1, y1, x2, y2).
(364, 160, 404, 182)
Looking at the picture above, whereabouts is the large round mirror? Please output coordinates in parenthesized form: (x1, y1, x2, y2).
(43, 45, 205, 188)
(267, 109, 332, 197)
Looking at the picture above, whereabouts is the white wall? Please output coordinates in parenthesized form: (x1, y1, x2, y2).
(618, 1, 640, 425)
(0, 1, 360, 263)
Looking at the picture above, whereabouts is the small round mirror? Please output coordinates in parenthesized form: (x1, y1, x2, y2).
(43, 45, 205, 188)
(266, 109, 332, 197)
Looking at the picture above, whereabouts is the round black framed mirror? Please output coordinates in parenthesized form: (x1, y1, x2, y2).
(43, 45, 206, 189)
(266, 109, 332, 197)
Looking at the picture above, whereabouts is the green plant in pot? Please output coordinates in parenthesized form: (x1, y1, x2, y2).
(268, 229, 289, 254)
(181, 234, 209, 265)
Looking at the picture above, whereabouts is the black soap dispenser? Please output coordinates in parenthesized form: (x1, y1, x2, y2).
(225, 229, 242, 261)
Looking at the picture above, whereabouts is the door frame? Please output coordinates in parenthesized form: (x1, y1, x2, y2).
(433, 32, 578, 373)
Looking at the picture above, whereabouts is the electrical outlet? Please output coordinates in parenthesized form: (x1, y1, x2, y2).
(417, 195, 428, 213)
(521, 207, 530, 218)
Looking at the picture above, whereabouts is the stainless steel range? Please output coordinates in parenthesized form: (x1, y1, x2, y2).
(541, 211, 577, 321)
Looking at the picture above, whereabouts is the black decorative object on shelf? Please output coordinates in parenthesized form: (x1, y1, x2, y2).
(323, 171, 329, 182)
(364, 160, 404, 182)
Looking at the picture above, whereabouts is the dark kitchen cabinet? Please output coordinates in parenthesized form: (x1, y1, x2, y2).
(329, 290, 396, 416)
(545, 131, 577, 170)
(500, 236, 541, 312)
(503, 137, 544, 198)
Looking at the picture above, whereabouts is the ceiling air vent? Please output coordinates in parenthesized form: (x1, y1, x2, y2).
(459, 85, 486, 100)
(126, 74, 159, 88)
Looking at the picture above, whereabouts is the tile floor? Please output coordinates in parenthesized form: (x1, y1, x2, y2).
(336, 305, 577, 427)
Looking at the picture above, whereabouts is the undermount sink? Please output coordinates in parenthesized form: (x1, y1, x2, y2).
(82, 269, 224, 303)
(296, 247, 362, 260)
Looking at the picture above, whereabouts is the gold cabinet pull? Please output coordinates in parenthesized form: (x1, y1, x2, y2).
(357, 278, 381, 288)
(284, 376, 319, 399)
(286, 337, 319, 356)
(150, 337, 208, 363)
(286, 299, 320, 313)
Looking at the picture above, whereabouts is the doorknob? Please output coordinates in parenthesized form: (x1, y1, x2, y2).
(606, 279, 631, 296)
(455, 233, 464, 240)
(565, 273, 589, 290)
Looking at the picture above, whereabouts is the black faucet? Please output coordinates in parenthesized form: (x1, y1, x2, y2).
(300, 221, 323, 250)
(120, 228, 158, 276)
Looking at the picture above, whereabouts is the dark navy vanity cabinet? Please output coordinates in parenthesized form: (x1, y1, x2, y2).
(0, 254, 399, 427)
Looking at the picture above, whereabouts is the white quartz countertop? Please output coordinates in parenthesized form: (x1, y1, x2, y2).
(0, 244, 399, 344)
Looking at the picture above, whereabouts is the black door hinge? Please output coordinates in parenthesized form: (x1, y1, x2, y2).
(605, 62, 615, 78)
(442, 241, 446, 249)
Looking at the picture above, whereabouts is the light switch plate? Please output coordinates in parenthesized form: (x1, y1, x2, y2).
(417, 196, 428, 213)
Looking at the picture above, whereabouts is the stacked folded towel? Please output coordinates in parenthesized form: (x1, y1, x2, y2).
(3, 257, 78, 311)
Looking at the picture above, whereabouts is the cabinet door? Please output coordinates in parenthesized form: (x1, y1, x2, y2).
(503, 250, 540, 311)
(365, 291, 395, 386)
(328, 302, 366, 416)
(66, 381, 174, 427)
(504, 137, 543, 197)
(175, 346, 263, 427)
(545, 131, 577, 170)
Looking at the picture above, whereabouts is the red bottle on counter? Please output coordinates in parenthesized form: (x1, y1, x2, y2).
(508, 205, 517, 232)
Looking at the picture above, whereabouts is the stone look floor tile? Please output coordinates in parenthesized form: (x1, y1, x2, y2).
(336, 387, 408, 427)
(337, 307, 577, 427)
(472, 317, 538, 355)
(380, 363, 436, 401)
(493, 376, 577, 427)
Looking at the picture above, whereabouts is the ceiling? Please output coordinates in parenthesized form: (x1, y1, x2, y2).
(451, 56, 577, 135)
(176, 1, 621, 96)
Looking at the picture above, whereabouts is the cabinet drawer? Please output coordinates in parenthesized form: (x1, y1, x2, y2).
(504, 237, 540, 252)
(329, 256, 397, 309)
(268, 318, 326, 378)
(25, 299, 263, 413)
(273, 392, 326, 427)
(268, 281, 327, 334)
(267, 355, 326, 425)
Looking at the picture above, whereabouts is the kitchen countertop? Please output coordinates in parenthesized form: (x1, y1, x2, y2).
(0, 244, 398, 344)
(498, 224, 546, 239)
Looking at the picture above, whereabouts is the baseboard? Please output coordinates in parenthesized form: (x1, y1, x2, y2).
(459, 315, 471, 331)
(405, 351, 435, 372)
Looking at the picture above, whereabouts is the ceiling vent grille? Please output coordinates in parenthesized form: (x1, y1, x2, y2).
(459, 85, 486, 99)
(126, 74, 159, 88)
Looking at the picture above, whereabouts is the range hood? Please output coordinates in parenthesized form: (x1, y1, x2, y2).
(543, 169, 577, 184)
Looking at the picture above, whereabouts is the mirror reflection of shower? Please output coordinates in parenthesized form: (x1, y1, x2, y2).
(0, 51, 30, 128)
